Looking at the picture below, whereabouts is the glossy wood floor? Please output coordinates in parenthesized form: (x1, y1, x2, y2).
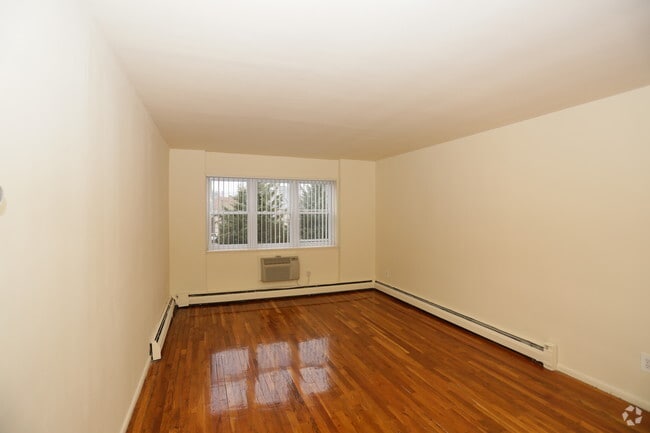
(128, 290, 648, 433)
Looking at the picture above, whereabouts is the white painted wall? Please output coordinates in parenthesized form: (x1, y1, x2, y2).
(376, 86, 650, 409)
(169, 150, 375, 295)
(0, 1, 169, 432)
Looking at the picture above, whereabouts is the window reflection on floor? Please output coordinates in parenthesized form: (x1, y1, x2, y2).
(299, 337, 329, 394)
(210, 348, 249, 413)
(257, 342, 291, 370)
(210, 380, 248, 413)
(210, 338, 330, 413)
(299, 366, 329, 395)
(255, 370, 292, 405)
(299, 338, 328, 365)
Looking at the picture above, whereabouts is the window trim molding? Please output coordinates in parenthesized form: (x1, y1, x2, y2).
(206, 176, 337, 252)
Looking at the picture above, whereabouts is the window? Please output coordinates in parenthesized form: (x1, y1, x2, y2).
(208, 177, 335, 251)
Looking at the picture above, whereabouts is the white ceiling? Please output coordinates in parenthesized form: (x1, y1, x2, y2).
(87, 0, 650, 161)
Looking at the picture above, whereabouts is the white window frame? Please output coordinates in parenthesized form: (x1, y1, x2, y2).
(207, 177, 336, 251)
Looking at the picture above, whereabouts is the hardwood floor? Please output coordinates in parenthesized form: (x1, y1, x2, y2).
(127, 290, 648, 432)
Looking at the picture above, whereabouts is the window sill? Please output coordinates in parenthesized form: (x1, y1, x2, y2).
(206, 245, 338, 254)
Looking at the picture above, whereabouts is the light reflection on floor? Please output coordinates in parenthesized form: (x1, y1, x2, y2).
(299, 338, 329, 395)
(255, 370, 291, 405)
(257, 342, 291, 370)
(210, 348, 249, 413)
(210, 338, 330, 413)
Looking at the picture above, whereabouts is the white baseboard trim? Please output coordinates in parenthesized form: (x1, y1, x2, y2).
(375, 281, 557, 370)
(119, 356, 151, 433)
(557, 364, 650, 412)
(174, 280, 373, 306)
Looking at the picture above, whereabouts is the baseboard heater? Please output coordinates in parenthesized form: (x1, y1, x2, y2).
(375, 280, 558, 370)
(174, 280, 373, 307)
(150, 297, 176, 361)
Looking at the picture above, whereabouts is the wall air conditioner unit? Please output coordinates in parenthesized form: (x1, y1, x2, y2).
(261, 256, 300, 282)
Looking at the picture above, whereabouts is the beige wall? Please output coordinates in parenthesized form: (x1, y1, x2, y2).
(376, 86, 650, 408)
(0, 2, 169, 433)
(2, 2, 646, 428)
(169, 151, 375, 294)
(339, 160, 376, 282)
(169, 149, 206, 292)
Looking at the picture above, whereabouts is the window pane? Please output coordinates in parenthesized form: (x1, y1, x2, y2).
(257, 214, 289, 244)
(299, 182, 327, 211)
(299, 181, 331, 244)
(215, 214, 248, 245)
(210, 179, 248, 247)
(300, 214, 328, 241)
(257, 181, 288, 212)
(257, 180, 289, 245)
(214, 180, 247, 212)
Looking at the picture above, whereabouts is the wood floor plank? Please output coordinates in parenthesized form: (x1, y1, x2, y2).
(127, 290, 649, 432)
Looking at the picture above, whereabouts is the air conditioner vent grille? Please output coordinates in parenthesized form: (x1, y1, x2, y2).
(261, 256, 300, 282)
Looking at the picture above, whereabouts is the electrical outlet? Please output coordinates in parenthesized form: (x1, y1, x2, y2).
(306, 270, 311, 278)
(642, 352, 650, 372)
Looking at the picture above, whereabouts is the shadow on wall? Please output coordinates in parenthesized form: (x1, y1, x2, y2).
(0, 185, 6, 215)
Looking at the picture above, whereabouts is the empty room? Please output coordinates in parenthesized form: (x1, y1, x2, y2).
(1, 0, 649, 432)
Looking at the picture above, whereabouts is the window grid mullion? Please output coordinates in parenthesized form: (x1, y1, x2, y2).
(291, 182, 299, 247)
(248, 179, 257, 249)
(329, 182, 334, 246)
